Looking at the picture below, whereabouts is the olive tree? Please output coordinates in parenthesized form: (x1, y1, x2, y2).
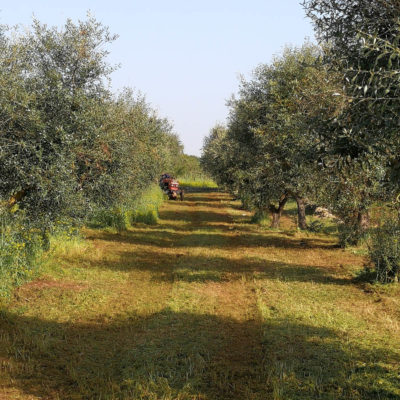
(101, 89, 183, 210)
(302, 0, 400, 246)
(0, 17, 118, 232)
(219, 44, 343, 229)
(1, 16, 182, 236)
(303, 0, 400, 189)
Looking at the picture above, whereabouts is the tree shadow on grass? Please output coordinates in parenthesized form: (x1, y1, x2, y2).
(187, 201, 228, 209)
(0, 309, 398, 400)
(88, 228, 337, 251)
(159, 208, 233, 226)
(150, 263, 353, 286)
(153, 258, 354, 286)
(56, 243, 355, 287)
(185, 193, 228, 202)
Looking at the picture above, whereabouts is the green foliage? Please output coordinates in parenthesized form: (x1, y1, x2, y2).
(201, 37, 387, 240)
(174, 155, 206, 179)
(0, 17, 118, 230)
(202, 43, 343, 229)
(173, 153, 218, 191)
(250, 209, 270, 225)
(0, 16, 183, 294)
(306, 219, 324, 233)
(303, 0, 400, 211)
(303, 0, 400, 153)
(0, 17, 181, 231)
(337, 223, 365, 248)
(201, 125, 234, 190)
(87, 208, 130, 232)
(106, 89, 183, 209)
(369, 220, 400, 283)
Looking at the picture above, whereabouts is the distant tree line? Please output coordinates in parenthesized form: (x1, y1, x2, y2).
(201, 0, 400, 282)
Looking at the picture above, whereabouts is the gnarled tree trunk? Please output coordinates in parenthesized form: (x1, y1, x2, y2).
(294, 195, 308, 230)
(269, 194, 288, 228)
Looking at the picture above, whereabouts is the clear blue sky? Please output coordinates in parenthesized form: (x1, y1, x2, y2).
(1, 1, 315, 156)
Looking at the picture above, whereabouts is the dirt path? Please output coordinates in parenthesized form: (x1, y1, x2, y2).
(1, 192, 399, 400)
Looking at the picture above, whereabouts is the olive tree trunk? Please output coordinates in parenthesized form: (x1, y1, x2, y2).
(269, 194, 288, 228)
(294, 196, 308, 230)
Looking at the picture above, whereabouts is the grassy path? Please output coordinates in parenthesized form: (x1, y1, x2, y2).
(1, 192, 400, 399)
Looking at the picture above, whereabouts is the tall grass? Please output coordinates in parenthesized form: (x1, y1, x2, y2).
(0, 211, 43, 302)
(178, 176, 218, 189)
(88, 183, 164, 230)
(129, 184, 164, 225)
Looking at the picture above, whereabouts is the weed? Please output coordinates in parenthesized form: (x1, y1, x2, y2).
(307, 219, 324, 233)
(129, 185, 164, 225)
(251, 209, 270, 226)
(0, 211, 43, 301)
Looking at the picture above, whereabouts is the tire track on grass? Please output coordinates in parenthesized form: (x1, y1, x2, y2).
(161, 192, 268, 399)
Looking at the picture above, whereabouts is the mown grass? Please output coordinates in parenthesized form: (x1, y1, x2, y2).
(0, 192, 399, 399)
(0, 185, 164, 303)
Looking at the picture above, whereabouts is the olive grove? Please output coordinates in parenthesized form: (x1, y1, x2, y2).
(202, 1, 400, 282)
(0, 17, 184, 296)
(202, 43, 344, 229)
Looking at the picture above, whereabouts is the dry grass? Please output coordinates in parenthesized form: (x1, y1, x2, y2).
(0, 192, 399, 399)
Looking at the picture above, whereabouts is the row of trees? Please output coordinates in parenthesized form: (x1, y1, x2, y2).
(0, 16, 184, 294)
(201, 0, 400, 281)
(1, 17, 183, 233)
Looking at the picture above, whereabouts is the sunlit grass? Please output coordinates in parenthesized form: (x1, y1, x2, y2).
(178, 176, 218, 189)
(88, 183, 164, 231)
(0, 192, 399, 399)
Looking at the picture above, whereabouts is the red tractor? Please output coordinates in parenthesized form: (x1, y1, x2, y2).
(159, 174, 184, 200)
